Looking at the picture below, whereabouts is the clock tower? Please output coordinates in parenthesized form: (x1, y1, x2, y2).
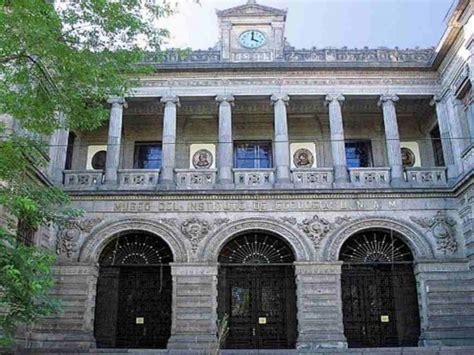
(216, 0, 287, 62)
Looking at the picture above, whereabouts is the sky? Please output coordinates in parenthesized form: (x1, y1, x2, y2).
(160, 0, 454, 50)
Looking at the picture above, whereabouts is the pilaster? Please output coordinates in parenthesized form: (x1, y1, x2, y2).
(216, 94, 235, 189)
(48, 112, 69, 185)
(325, 94, 349, 186)
(160, 95, 180, 190)
(167, 263, 218, 350)
(294, 262, 347, 350)
(271, 94, 293, 188)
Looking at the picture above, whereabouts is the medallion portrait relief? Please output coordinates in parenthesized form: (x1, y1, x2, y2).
(293, 148, 314, 168)
(401, 147, 416, 167)
(192, 149, 213, 169)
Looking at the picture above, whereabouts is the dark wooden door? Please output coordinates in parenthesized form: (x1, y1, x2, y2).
(219, 265, 297, 349)
(95, 266, 172, 348)
(341, 264, 420, 348)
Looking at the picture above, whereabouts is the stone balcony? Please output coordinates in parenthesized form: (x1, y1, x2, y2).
(61, 166, 450, 191)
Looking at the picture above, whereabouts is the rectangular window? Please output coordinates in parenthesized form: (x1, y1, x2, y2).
(430, 125, 445, 167)
(134, 142, 162, 169)
(345, 141, 373, 168)
(234, 141, 273, 169)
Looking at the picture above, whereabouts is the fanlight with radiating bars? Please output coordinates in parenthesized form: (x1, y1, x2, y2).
(99, 233, 173, 266)
(339, 230, 413, 263)
(219, 233, 295, 264)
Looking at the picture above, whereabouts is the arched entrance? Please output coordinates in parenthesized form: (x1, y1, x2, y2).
(339, 229, 421, 348)
(218, 232, 297, 349)
(94, 232, 173, 349)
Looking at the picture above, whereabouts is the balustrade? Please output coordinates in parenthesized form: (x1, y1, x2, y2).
(117, 169, 160, 189)
(292, 168, 334, 189)
(349, 168, 391, 187)
(233, 169, 275, 189)
(175, 169, 217, 190)
(63, 170, 103, 190)
(405, 167, 448, 187)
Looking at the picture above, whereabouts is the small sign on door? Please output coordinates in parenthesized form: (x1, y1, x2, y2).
(258, 317, 267, 324)
(380, 315, 389, 323)
(136, 317, 144, 324)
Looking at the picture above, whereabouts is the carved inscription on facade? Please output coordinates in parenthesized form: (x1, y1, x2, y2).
(113, 199, 399, 213)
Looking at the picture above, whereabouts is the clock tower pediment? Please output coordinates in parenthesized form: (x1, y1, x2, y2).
(217, 0, 287, 63)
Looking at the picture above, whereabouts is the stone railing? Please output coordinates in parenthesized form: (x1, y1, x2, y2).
(117, 169, 160, 189)
(233, 169, 275, 189)
(405, 167, 448, 187)
(349, 167, 391, 187)
(63, 170, 103, 190)
(292, 168, 334, 189)
(175, 169, 217, 190)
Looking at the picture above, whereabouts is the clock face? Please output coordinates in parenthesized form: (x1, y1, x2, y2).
(239, 30, 266, 49)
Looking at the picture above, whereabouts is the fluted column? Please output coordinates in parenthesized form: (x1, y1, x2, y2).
(325, 94, 348, 184)
(271, 94, 292, 188)
(430, 95, 459, 181)
(216, 94, 235, 189)
(378, 94, 404, 186)
(105, 97, 126, 185)
(48, 112, 69, 185)
(160, 95, 180, 189)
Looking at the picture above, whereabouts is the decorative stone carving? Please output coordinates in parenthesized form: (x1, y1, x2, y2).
(192, 149, 213, 169)
(281, 215, 351, 249)
(401, 147, 416, 167)
(293, 148, 314, 168)
(410, 211, 458, 254)
(56, 217, 103, 258)
(181, 217, 230, 252)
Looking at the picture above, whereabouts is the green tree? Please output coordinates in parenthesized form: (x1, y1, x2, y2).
(0, 0, 179, 346)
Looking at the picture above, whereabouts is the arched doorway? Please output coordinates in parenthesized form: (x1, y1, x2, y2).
(218, 232, 297, 349)
(339, 229, 420, 348)
(94, 232, 173, 349)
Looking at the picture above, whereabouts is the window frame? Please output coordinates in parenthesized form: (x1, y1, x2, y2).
(133, 141, 163, 169)
(344, 140, 374, 168)
(233, 140, 273, 169)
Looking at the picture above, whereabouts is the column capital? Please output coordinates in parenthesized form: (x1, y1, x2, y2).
(325, 94, 345, 106)
(161, 95, 180, 107)
(107, 96, 127, 107)
(215, 94, 235, 106)
(271, 93, 290, 105)
(378, 94, 399, 106)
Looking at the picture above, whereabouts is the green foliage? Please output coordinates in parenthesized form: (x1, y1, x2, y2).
(0, 0, 179, 346)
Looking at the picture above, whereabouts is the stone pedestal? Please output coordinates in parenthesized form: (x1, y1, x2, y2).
(415, 260, 474, 346)
(295, 262, 347, 350)
(22, 263, 98, 350)
(167, 263, 218, 350)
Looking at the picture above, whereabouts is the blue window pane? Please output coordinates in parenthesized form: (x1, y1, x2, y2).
(234, 142, 272, 169)
(134, 143, 162, 169)
(345, 142, 372, 168)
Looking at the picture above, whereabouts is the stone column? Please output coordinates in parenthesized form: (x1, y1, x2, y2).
(48, 112, 69, 185)
(104, 97, 126, 185)
(160, 95, 180, 189)
(271, 94, 293, 188)
(216, 94, 235, 189)
(378, 94, 404, 187)
(295, 262, 347, 350)
(431, 96, 459, 181)
(167, 263, 218, 350)
(445, 93, 466, 176)
(325, 94, 349, 185)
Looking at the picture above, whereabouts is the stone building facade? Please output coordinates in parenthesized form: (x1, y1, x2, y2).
(17, 0, 474, 352)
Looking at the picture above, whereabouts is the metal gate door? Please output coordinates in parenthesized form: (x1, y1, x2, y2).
(341, 264, 420, 348)
(219, 265, 297, 349)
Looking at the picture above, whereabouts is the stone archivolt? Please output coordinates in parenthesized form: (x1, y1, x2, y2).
(410, 211, 458, 254)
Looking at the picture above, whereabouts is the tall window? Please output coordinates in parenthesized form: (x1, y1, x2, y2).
(345, 141, 373, 168)
(65, 132, 76, 170)
(430, 125, 445, 167)
(234, 141, 272, 169)
(134, 142, 162, 169)
(16, 218, 35, 246)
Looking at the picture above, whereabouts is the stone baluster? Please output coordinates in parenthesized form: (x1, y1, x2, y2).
(48, 112, 69, 185)
(271, 94, 292, 188)
(378, 94, 404, 186)
(160, 95, 180, 189)
(325, 94, 348, 185)
(105, 97, 126, 185)
(430, 95, 459, 181)
(216, 94, 235, 189)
